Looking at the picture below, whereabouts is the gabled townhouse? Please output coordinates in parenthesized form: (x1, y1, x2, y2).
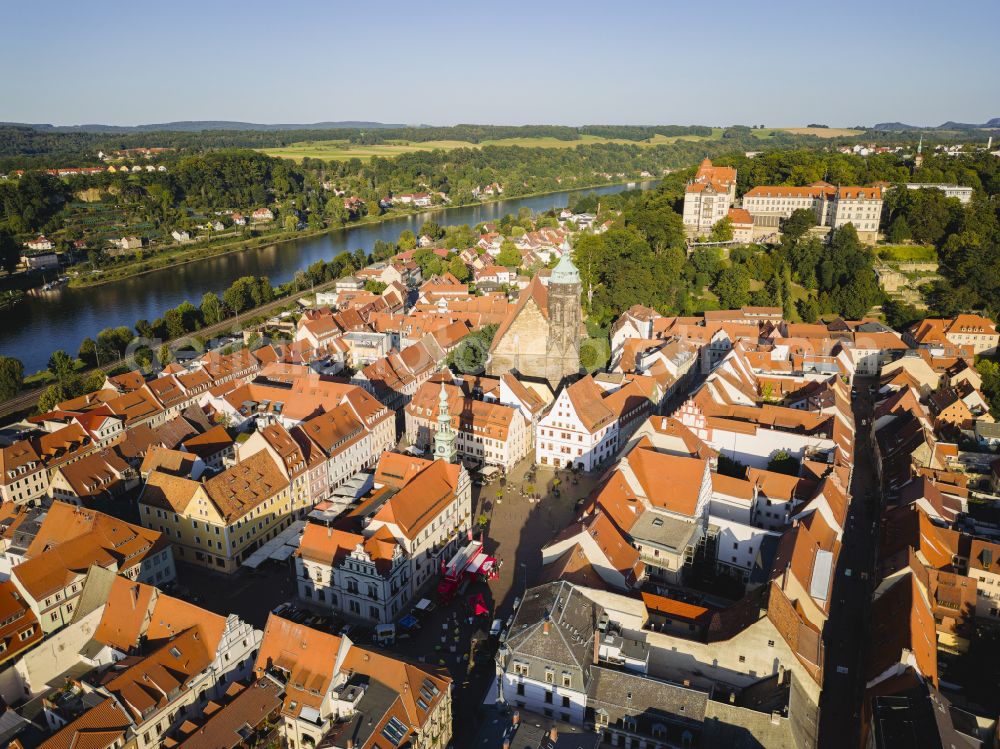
(876, 504, 976, 652)
(0, 578, 43, 667)
(291, 399, 392, 502)
(253, 614, 452, 749)
(352, 339, 440, 411)
(47, 449, 137, 504)
(0, 441, 49, 506)
(180, 424, 235, 469)
(766, 510, 841, 686)
(38, 572, 260, 749)
(540, 510, 644, 591)
(138, 449, 292, 573)
(36, 697, 132, 749)
(405, 380, 531, 471)
(295, 523, 410, 624)
(238, 423, 311, 518)
(10, 503, 174, 634)
(612, 336, 699, 406)
(90, 571, 260, 691)
(905, 315, 999, 356)
(535, 375, 619, 471)
(167, 678, 283, 749)
(969, 538, 1000, 620)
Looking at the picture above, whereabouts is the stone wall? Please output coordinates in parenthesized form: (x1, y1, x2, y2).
(488, 301, 550, 381)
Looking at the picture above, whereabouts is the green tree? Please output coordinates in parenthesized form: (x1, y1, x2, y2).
(419, 221, 443, 240)
(135, 319, 155, 339)
(767, 450, 799, 476)
(96, 326, 133, 362)
(717, 454, 747, 478)
(713, 265, 751, 308)
(976, 360, 1000, 419)
(767, 450, 800, 476)
(497, 241, 521, 268)
(447, 325, 499, 374)
(780, 208, 816, 243)
(690, 247, 723, 278)
(448, 256, 470, 282)
(176, 301, 202, 332)
(200, 292, 223, 326)
(0, 230, 19, 274)
(283, 214, 298, 232)
(709, 216, 734, 242)
(882, 298, 925, 330)
(36, 384, 67, 414)
(47, 350, 75, 384)
(0, 356, 24, 400)
(887, 215, 911, 244)
(78, 337, 98, 367)
(164, 308, 186, 339)
(397, 230, 417, 251)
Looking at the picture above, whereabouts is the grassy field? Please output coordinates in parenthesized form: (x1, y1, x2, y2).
(260, 127, 834, 162)
(876, 244, 938, 262)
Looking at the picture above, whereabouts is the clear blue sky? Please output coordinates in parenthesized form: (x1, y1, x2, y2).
(4, 0, 998, 128)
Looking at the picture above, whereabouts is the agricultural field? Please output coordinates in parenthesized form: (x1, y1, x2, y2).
(783, 127, 864, 138)
(259, 127, 824, 162)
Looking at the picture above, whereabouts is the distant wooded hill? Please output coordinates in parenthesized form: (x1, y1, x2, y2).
(872, 119, 1000, 131)
(0, 121, 411, 133)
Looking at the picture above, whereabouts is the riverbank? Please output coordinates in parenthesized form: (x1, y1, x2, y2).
(65, 178, 644, 289)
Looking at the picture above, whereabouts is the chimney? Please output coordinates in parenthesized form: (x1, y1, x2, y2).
(777, 665, 786, 685)
(549, 727, 558, 742)
(593, 634, 600, 664)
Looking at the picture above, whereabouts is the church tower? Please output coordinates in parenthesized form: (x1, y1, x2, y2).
(914, 134, 924, 169)
(433, 383, 458, 463)
(545, 252, 583, 385)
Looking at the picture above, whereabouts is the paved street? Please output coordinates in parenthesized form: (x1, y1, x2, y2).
(172, 559, 294, 629)
(417, 459, 599, 747)
(817, 377, 881, 748)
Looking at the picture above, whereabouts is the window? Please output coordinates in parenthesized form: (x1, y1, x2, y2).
(738, 655, 746, 663)
(545, 669, 554, 684)
(562, 695, 570, 708)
